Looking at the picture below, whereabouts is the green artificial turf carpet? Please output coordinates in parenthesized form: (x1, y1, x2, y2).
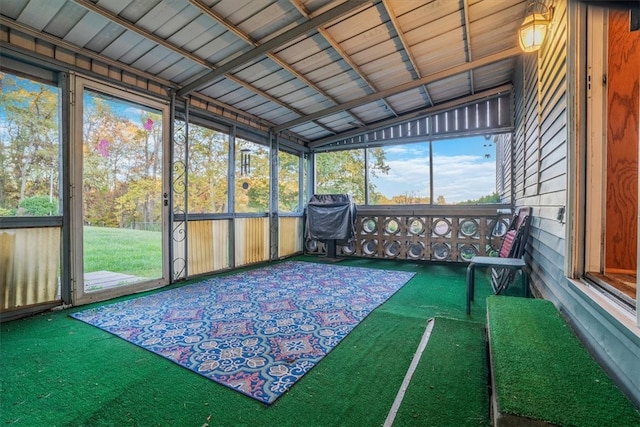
(392, 317, 490, 426)
(4, 257, 637, 426)
(487, 296, 640, 427)
(0, 257, 493, 426)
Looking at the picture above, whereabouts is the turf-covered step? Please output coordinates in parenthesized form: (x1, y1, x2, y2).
(486, 296, 640, 427)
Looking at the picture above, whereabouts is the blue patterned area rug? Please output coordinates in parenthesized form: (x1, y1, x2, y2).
(71, 261, 415, 404)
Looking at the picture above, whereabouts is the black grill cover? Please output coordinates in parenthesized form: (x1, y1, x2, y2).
(306, 194, 357, 242)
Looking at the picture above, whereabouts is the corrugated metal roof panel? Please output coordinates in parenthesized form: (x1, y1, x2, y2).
(469, 1, 527, 58)
(84, 22, 128, 53)
(157, 58, 204, 82)
(360, 51, 414, 88)
(398, 1, 462, 35)
(302, 58, 351, 87)
(326, 3, 388, 48)
(169, 15, 222, 51)
(94, 0, 129, 15)
(212, 82, 257, 105)
(199, 32, 251, 65)
(275, 33, 329, 64)
(259, 107, 300, 124)
(117, 37, 157, 64)
(386, 88, 428, 113)
(233, 58, 279, 83)
(2, 0, 526, 145)
(318, 110, 363, 131)
(280, 89, 334, 114)
(293, 127, 333, 141)
(47, 4, 91, 40)
(322, 72, 371, 102)
(472, 60, 517, 92)
(411, 28, 468, 76)
(17, 0, 66, 31)
(240, 97, 276, 115)
(244, 100, 281, 117)
(61, 11, 106, 45)
(349, 101, 394, 123)
(0, 0, 29, 18)
(131, 46, 179, 71)
(100, 29, 145, 59)
(427, 73, 473, 102)
(236, 1, 301, 42)
(116, 0, 156, 22)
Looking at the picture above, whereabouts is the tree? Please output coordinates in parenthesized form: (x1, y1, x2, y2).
(315, 147, 389, 204)
(82, 93, 163, 228)
(384, 193, 431, 205)
(0, 72, 60, 215)
(459, 192, 502, 205)
(278, 151, 301, 212)
(187, 123, 229, 213)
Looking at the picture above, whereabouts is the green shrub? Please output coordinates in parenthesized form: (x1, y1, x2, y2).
(0, 206, 15, 216)
(18, 196, 58, 216)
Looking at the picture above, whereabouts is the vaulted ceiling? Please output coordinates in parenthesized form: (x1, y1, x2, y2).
(0, 0, 528, 147)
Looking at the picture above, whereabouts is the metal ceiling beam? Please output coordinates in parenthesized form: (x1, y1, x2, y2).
(308, 83, 512, 149)
(0, 16, 276, 138)
(190, 0, 332, 102)
(190, 0, 343, 135)
(317, 27, 398, 117)
(289, 0, 398, 118)
(190, 92, 275, 130)
(176, 0, 372, 97)
(0, 16, 177, 89)
(282, 0, 372, 125)
(273, 46, 521, 132)
(461, 0, 476, 94)
(212, 75, 335, 134)
(381, 0, 433, 108)
(189, 0, 253, 45)
(72, 0, 212, 70)
(74, 0, 335, 135)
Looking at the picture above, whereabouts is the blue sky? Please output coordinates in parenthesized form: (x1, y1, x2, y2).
(372, 135, 497, 203)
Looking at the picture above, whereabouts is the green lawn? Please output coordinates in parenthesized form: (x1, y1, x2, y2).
(83, 226, 163, 278)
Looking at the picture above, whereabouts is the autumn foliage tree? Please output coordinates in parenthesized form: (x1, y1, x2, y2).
(0, 73, 60, 215)
(186, 123, 229, 213)
(81, 92, 163, 229)
(315, 148, 389, 204)
(278, 150, 302, 212)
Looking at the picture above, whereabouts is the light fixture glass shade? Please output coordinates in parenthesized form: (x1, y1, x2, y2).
(518, 12, 549, 52)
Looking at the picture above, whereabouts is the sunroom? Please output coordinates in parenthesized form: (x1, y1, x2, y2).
(1, 0, 639, 424)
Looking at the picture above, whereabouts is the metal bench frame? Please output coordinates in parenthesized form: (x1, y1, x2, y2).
(466, 208, 532, 314)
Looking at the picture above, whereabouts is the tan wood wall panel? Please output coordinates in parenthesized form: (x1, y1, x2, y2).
(1, 228, 60, 310)
(235, 217, 269, 266)
(606, 10, 640, 272)
(279, 217, 303, 257)
(187, 220, 230, 276)
(187, 221, 214, 275)
(211, 220, 230, 271)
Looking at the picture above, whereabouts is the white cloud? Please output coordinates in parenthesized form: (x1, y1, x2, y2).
(372, 153, 496, 202)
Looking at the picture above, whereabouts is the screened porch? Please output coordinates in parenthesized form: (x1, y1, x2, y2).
(1, 0, 640, 415)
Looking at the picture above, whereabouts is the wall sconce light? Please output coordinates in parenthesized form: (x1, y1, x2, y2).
(240, 148, 251, 175)
(518, 1, 553, 53)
